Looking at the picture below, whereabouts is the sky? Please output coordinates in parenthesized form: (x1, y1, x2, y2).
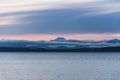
(0, 0, 120, 41)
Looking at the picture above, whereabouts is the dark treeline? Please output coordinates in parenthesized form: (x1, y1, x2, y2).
(0, 47, 120, 52)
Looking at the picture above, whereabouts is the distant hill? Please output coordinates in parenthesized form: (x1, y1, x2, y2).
(0, 47, 120, 52)
(0, 37, 120, 52)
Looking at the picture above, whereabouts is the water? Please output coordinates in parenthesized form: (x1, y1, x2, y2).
(0, 52, 120, 80)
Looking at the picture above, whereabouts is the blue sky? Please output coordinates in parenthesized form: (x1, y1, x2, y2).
(0, 0, 120, 40)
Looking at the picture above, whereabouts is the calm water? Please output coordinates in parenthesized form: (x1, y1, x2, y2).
(0, 52, 120, 80)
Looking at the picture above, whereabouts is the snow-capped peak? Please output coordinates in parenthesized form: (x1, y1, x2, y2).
(51, 37, 67, 42)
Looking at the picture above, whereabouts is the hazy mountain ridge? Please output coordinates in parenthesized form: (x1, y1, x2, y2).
(0, 37, 120, 49)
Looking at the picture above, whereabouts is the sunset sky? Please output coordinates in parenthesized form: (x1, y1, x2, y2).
(0, 0, 120, 41)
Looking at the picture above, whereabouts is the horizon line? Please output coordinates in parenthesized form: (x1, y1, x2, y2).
(0, 37, 120, 42)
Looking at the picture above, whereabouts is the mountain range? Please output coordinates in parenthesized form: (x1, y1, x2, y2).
(0, 37, 120, 50)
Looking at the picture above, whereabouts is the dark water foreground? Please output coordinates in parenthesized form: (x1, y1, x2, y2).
(0, 52, 120, 80)
(0, 47, 120, 52)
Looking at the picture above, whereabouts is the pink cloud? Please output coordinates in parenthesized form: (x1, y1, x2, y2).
(0, 34, 120, 41)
